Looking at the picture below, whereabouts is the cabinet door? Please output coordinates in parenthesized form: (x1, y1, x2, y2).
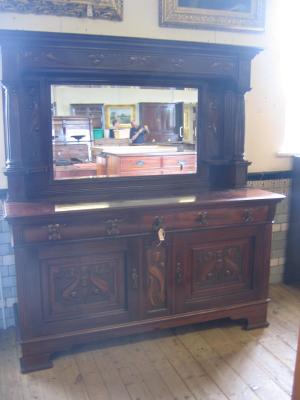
(21, 238, 139, 337)
(139, 103, 179, 142)
(174, 225, 268, 314)
(140, 237, 172, 318)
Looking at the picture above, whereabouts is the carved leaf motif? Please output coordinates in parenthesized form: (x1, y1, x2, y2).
(23, 83, 41, 163)
(193, 245, 242, 287)
(211, 62, 234, 73)
(54, 262, 115, 305)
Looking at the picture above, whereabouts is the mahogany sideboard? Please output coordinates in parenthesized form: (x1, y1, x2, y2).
(5, 188, 283, 372)
(0, 30, 283, 373)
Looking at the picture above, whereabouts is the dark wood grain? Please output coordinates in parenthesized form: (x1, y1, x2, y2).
(7, 189, 282, 372)
(0, 29, 260, 202)
(0, 30, 282, 373)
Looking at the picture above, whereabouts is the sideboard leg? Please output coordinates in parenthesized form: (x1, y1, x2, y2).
(20, 353, 53, 373)
(245, 311, 269, 330)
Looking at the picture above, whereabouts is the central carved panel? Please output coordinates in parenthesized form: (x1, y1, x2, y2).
(192, 244, 242, 289)
(146, 246, 167, 311)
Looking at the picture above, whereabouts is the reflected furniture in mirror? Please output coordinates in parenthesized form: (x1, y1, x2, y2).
(52, 116, 95, 179)
(51, 85, 198, 180)
(0, 30, 283, 373)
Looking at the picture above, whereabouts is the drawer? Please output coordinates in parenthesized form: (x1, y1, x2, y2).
(120, 156, 161, 172)
(21, 205, 270, 243)
(162, 155, 196, 174)
(163, 166, 196, 174)
(22, 216, 141, 243)
(162, 154, 196, 168)
(142, 205, 269, 231)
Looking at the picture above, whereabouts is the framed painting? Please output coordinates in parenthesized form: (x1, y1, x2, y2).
(0, 0, 123, 20)
(159, 0, 266, 32)
(105, 105, 136, 128)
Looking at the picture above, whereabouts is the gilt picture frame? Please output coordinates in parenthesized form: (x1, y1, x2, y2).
(0, 0, 123, 20)
(105, 105, 136, 128)
(159, 0, 266, 32)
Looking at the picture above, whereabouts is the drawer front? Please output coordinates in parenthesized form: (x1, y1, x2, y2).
(162, 154, 196, 169)
(142, 205, 269, 232)
(22, 216, 141, 243)
(162, 154, 196, 174)
(120, 156, 161, 172)
(21, 205, 269, 244)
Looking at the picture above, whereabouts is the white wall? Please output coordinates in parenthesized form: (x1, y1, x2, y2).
(53, 85, 198, 118)
(0, 0, 291, 187)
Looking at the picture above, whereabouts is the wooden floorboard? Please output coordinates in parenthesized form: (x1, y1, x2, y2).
(0, 284, 298, 400)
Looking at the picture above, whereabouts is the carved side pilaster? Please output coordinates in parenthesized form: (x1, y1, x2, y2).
(22, 82, 43, 165)
(223, 90, 236, 160)
(200, 85, 224, 161)
(233, 93, 246, 162)
(2, 81, 26, 200)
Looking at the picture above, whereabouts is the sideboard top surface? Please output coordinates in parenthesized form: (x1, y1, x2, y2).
(4, 188, 284, 220)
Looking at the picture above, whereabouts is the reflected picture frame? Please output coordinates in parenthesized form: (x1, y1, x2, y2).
(105, 104, 136, 128)
(159, 0, 266, 32)
(0, 0, 123, 20)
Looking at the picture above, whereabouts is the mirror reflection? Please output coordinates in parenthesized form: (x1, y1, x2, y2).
(51, 85, 198, 180)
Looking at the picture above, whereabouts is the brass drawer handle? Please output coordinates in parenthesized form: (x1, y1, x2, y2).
(243, 209, 254, 224)
(196, 211, 208, 225)
(46, 224, 66, 241)
(135, 160, 145, 167)
(105, 219, 122, 235)
(176, 261, 183, 284)
(178, 160, 187, 170)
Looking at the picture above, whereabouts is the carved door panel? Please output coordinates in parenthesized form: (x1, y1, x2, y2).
(174, 226, 264, 313)
(141, 237, 172, 318)
(37, 239, 139, 335)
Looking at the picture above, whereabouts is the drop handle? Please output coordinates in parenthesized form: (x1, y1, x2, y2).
(178, 160, 186, 171)
(196, 211, 208, 225)
(243, 209, 254, 224)
(131, 267, 139, 289)
(176, 261, 183, 284)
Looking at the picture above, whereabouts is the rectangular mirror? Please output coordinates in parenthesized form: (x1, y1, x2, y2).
(51, 85, 198, 180)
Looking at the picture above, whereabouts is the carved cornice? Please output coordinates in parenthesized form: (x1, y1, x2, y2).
(0, 0, 123, 21)
(20, 47, 237, 80)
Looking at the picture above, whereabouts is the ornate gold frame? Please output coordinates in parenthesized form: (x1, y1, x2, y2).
(0, 0, 123, 20)
(105, 104, 136, 128)
(159, 0, 265, 32)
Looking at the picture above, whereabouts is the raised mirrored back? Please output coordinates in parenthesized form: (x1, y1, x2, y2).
(51, 85, 198, 180)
